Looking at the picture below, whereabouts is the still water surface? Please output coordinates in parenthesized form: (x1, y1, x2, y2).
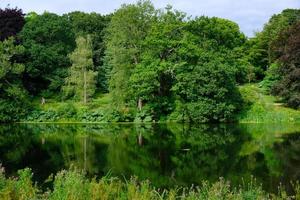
(0, 123, 299, 192)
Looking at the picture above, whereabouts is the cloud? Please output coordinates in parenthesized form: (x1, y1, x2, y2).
(0, 0, 299, 36)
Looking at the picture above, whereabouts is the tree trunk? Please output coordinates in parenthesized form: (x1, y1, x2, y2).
(83, 69, 87, 104)
(84, 136, 87, 171)
(138, 98, 142, 111)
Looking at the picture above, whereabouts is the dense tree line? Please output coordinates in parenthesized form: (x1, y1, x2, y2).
(0, 1, 299, 122)
(257, 9, 300, 108)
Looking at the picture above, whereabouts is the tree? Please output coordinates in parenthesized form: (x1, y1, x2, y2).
(63, 36, 97, 104)
(20, 12, 75, 95)
(271, 21, 300, 108)
(130, 13, 244, 122)
(0, 7, 25, 41)
(104, 0, 156, 108)
(0, 38, 29, 122)
(65, 11, 111, 92)
(129, 6, 186, 118)
(249, 9, 300, 79)
(173, 60, 242, 123)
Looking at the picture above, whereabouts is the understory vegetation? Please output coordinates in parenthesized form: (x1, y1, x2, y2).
(22, 84, 300, 123)
(0, 1, 299, 123)
(0, 167, 299, 200)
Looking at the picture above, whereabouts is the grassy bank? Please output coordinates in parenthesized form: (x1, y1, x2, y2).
(237, 84, 300, 123)
(0, 167, 299, 200)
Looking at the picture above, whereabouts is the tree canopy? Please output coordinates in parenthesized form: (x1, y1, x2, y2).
(0, 7, 25, 41)
(271, 21, 300, 108)
(20, 12, 76, 95)
(0, 37, 28, 122)
(0, 2, 298, 122)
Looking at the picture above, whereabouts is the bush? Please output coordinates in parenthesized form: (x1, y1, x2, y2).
(50, 169, 90, 200)
(25, 110, 59, 122)
(104, 108, 135, 122)
(57, 103, 77, 118)
(134, 105, 153, 123)
(76, 108, 105, 122)
(260, 63, 280, 93)
(0, 99, 30, 122)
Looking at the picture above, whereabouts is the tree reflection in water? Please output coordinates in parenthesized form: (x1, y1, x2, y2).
(0, 123, 299, 192)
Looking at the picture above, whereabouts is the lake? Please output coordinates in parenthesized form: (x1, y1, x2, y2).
(0, 123, 299, 193)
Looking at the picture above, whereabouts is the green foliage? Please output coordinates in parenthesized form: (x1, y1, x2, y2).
(75, 108, 107, 122)
(0, 167, 300, 199)
(25, 110, 60, 122)
(14, 168, 37, 199)
(271, 21, 300, 109)
(173, 61, 242, 122)
(104, 0, 156, 108)
(238, 84, 300, 123)
(50, 169, 90, 200)
(63, 35, 97, 103)
(65, 11, 111, 92)
(260, 63, 281, 93)
(57, 103, 77, 118)
(129, 10, 244, 122)
(0, 2, 298, 122)
(0, 37, 30, 122)
(248, 9, 300, 79)
(20, 12, 76, 95)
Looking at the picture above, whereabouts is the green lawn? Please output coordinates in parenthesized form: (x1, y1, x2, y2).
(33, 93, 112, 111)
(237, 84, 300, 123)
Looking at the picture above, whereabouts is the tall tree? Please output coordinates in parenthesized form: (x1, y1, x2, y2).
(0, 38, 29, 122)
(0, 7, 25, 41)
(63, 36, 97, 104)
(130, 14, 244, 121)
(129, 6, 186, 117)
(249, 9, 300, 79)
(104, 0, 156, 108)
(20, 12, 75, 95)
(65, 11, 111, 92)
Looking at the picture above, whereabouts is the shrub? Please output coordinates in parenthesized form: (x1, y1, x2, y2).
(76, 108, 105, 122)
(57, 103, 77, 119)
(1, 167, 300, 199)
(25, 110, 60, 122)
(50, 169, 90, 200)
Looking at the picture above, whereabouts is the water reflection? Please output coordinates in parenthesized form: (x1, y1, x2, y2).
(0, 123, 299, 192)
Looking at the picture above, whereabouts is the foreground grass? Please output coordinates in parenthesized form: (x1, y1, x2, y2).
(0, 167, 299, 200)
(238, 84, 300, 123)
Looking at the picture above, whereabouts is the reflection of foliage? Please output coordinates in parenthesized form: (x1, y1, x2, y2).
(273, 134, 300, 192)
(103, 124, 249, 187)
(0, 123, 299, 192)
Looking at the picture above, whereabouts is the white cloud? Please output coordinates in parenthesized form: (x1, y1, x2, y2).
(0, 0, 299, 36)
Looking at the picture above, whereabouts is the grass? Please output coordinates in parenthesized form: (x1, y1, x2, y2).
(33, 93, 112, 111)
(237, 84, 300, 123)
(0, 166, 299, 200)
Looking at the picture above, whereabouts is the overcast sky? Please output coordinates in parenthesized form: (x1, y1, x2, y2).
(1, 0, 299, 37)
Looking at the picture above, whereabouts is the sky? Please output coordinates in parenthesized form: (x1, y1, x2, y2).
(1, 0, 299, 37)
